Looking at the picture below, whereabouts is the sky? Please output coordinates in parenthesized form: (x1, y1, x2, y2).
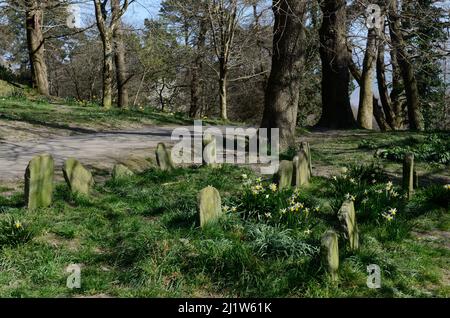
(73, 0, 161, 27)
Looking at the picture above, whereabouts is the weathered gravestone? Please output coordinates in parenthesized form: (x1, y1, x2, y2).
(120, 156, 154, 173)
(276, 160, 293, 190)
(403, 153, 414, 199)
(300, 141, 312, 176)
(24, 153, 54, 210)
(156, 142, 174, 171)
(63, 158, 94, 195)
(321, 230, 339, 281)
(112, 164, 134, 180)
(198, 186, 222, 228)
(293, 150, 310, 187)
(338, 200, 359, 251)
(413, 170, 419, 189)
(202, 133, 220, 168)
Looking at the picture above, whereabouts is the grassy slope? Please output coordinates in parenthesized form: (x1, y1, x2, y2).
(0, 97, 244, 137)
(0, 97, 191, 132)
(0, 164, 448, 298)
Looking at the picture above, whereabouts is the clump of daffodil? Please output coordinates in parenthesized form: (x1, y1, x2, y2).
(382, 207, 398, 221)
(444, 184, 450, 191)
(14, 221, 22, 229)
(386, 181, 394, 191)
(231, 207, 237, 213)
(269, 183, 277, 192)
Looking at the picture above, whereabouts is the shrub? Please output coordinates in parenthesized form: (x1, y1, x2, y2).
(367, 134, 450, 164)
(421, 184, 450, 209)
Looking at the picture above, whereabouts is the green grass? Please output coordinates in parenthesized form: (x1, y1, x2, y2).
(0, 96, 192, 131)
(0, 163, 448, 298)
(0, 96, 245, 135)
(305, 130, 450, 185)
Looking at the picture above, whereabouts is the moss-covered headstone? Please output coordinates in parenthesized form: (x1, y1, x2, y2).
(202, 133, 220, 168)
(112, 164, 134, 180)
(63, 158, 94, 195)
(276, 160, 293, 190)
(300, 141, 312, 176)
(24, 153, 54, 210)
(156, 142, 174, 171)
(321, 230, 339, 281)
(198, 186, 222, 227)
(293, 150, 310, 187)
(338, 200, 359, 251)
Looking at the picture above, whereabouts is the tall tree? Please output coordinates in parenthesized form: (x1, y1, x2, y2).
(207, 0, 239, 120)
(388, 0, 424, 130)
(357, 6, 381, 130)
(93, 0, 130, 109)
(317, 0, 355, 129)
(25, 0, 49, 95)
(260, 0, 307, 149)
(111, 0, 129, 108)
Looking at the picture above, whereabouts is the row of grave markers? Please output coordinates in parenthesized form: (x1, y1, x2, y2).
(22, 138, 416, 280)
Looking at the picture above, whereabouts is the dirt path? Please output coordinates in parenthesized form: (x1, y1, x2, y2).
(1, 123, 448, 186)
(0, 126, 181, 184)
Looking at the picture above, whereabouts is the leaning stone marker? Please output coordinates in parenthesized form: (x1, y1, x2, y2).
(338, 200, 359, 251)
(156, 143, 174, 171)
(321, 230, 339, 281)
(403, 153, 414, 199)
(300, 141, 312, 176)
(277, 160, 293, 190)
(24, 153, 54, 210)
(63, 158, 94, 195)
(293, 150, 310, 187)
(203, 133, 220, 168)
(198, 186, 222, 227)
(112, 164, 134, 180)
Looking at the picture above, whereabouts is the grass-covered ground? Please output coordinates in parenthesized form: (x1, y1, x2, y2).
(0, 162, 448, 298)
(0, 95, 191, 133)
(0, 95, 244, 138)
(0, 94, 448, 298)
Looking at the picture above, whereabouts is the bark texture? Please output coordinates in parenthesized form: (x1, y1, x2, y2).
(260, 0, 308, 149)
(317, 0, 356, 129)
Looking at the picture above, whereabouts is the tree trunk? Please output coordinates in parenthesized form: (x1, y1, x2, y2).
(260, 0, 307, 150)
(219, 61, 228, 120)
(376, 35, 396, 129)
(112, 0, 129, 109)
(388, 0, 424, 130)
(190, 19, 207, 118)
(317, 0, 356, 129)
(357, 28, 378, 129)
(25, 0, 49, 95)
(349, 59, 390, 131)
(102, 32, 114, 109)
